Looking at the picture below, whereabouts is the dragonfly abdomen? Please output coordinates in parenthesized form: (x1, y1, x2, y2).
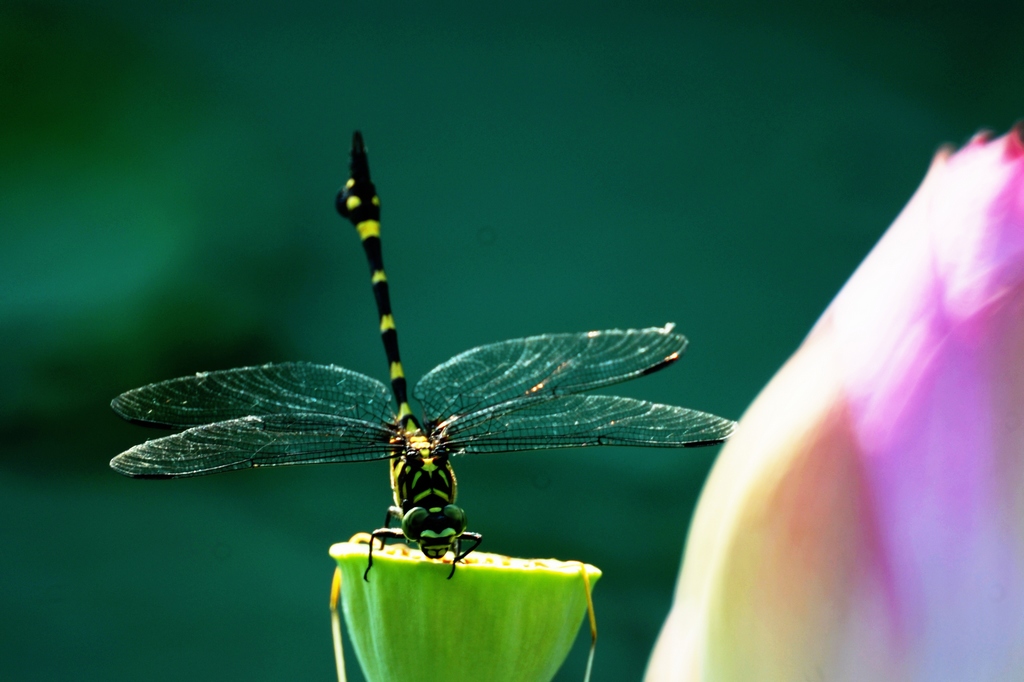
(336, 132, 420, 434)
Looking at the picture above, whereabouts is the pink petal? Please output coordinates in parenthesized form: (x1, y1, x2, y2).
(648, 127, 1024, 681)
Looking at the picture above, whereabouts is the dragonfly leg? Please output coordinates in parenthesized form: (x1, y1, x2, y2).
(365, 527, 404, 582)
(381, 505, 403, 533)
(447, 532, 483, 580)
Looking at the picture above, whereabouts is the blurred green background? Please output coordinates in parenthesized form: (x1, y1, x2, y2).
(2, 0, 1021, 679)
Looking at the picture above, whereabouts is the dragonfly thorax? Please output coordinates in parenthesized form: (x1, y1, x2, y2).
(388, 436, 466, 557)
(391, 440, 458, 513)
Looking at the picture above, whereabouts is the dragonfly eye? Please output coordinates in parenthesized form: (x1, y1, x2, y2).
(401, 506, 429, 539)
(442, 504, 467, 534)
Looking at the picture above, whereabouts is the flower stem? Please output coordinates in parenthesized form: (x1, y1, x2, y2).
(330, 567, 347, 682)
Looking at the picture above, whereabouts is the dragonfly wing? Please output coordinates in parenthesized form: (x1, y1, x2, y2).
(110, 414, 400, 478)
(415, 325, 686, 425)
(111, 362, 394, 428)
(441, 394, 735, 454)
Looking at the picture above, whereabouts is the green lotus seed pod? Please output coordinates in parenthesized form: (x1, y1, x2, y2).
(330, 537, 600, 682)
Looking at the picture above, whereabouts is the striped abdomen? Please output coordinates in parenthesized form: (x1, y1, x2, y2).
(336, 131, 419, 434)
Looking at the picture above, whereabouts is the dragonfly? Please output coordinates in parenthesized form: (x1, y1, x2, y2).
(110, 132, 736, 580)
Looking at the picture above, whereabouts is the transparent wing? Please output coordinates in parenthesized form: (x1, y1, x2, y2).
(110, 414, 400, 478)
(441, 394, 735, 454)
(111, 362, 395, 428)
(415, 325, 686, 426)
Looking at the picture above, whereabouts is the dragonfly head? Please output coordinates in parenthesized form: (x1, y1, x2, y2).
(401, 504, 468, 559)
